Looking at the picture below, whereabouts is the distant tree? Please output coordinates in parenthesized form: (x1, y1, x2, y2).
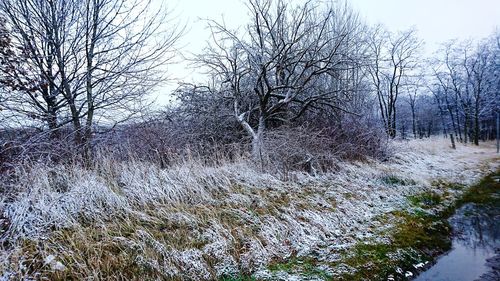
(430, 34, 499, 144)
(403, 73, 425, 139)
(367, 27, 422, 138)
(468, 37, 499, 145)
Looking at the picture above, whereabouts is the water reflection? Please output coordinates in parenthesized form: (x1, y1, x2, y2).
(451, 204, 500, 251)
(415, 204, 500, 281)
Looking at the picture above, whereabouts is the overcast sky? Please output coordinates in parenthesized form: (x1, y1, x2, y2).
(155, 0, 500, 103)
(349, 0, 500, 50)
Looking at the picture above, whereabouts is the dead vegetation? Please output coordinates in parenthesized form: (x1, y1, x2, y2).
(0, 138, 498, 280)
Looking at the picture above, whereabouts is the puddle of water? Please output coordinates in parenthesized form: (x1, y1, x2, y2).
(415, 204, 500, 281)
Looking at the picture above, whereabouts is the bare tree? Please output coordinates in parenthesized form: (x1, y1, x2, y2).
(404, 74, 425, 139)
(0, 12, 63, 132)
(428, 33, 499, 144)
(430, 53, 459, 140)
(468, 39, 497, 145)
(197, 0, 363, 159)
(0, 0, 182, 158)
(368, 27, 422, 138)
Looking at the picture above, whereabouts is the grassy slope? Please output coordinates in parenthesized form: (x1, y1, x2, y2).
(324, 170, 499, 281)
(0, 138, 498, 280)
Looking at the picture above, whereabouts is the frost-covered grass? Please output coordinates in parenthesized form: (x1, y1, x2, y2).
(0, 137, 498, 280)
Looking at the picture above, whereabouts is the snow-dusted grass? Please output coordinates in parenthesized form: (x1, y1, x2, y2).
(0, 137, 498, 280)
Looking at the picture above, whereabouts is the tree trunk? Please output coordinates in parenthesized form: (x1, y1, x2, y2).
(411, 103, 416, 139)
(447, 106, 457, 138)
(463, 111, 469, 144)
(455, 106, 462, 142)
(496, 112, 499, 153)
(83, 0, 99, 163)
(251, 116, 266, 167)
(389, 104, 397, 138)
(473, 100, 480, 145)
(473, 112, 479, 145)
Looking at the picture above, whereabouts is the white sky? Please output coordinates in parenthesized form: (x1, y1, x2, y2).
(154, 0, 500, 104)
(349, 0, 500, 51)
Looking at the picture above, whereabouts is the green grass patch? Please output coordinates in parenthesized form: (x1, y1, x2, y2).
(336, 170, 500, 281)
(219, 274, 256, 281)
(380, 175, 416, 186)
(431, 179, 466, 190)
(336, 210, 451, 281)
(268, 257, 332, 279)
(408, 192, 443, 208)
(456, 172, 500, 206)
(391, 212, 451, 252)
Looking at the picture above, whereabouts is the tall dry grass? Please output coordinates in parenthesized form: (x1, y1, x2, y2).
(1, 130, 496, 280)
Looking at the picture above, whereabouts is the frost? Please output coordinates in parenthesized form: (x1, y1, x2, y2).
(44, 254, 56, 264)
(44, 254, 66, 271)
(413, 262, 425, 269)
(0, 138, 498, 279)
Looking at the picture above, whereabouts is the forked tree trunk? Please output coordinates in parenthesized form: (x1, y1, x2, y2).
(251, 116, 266, 166)
(236, 111, 267, 165)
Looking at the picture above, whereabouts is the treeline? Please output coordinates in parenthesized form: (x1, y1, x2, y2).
(428, 38, 499, 144)
(393, 35, 499, 143)
(0, 0, 498, 174)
